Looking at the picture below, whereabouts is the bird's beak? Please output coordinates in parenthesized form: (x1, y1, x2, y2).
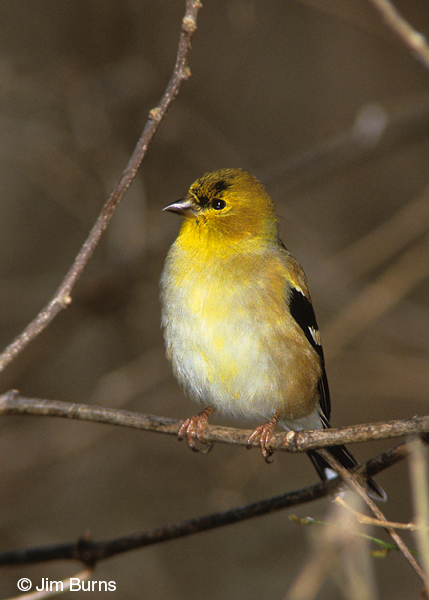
(163, 196, 198, 216)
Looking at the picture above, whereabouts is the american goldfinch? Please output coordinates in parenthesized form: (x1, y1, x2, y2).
(160, 168, 385, 500)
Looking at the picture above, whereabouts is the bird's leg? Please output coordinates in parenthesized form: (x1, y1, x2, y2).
(178, 406, 215, 453)
(246, 411, 280, 463)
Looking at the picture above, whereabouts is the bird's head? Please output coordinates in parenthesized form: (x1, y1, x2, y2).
(164, 169, 279, 247)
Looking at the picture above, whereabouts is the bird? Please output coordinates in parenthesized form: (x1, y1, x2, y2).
(160, 167, 385, 500)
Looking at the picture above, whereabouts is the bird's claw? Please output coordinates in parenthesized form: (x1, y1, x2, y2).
(178, 407, 215, 453)
(246, 412, 280, 463)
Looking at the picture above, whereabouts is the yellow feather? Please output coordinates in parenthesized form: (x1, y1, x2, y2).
(160, 168, 387, 500)
(160, 168, 321, 425)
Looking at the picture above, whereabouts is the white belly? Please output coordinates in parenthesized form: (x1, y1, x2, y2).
(168, 306, 284, 419)
(160, 245, 321, 425)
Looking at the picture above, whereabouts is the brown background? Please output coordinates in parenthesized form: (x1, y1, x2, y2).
(1, 1, 429, 598)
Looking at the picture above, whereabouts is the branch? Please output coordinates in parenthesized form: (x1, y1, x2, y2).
(0, 439, 414, 568)
(367, 0, 429, 70)
(335, 496, 429, 531)
(0, 0, 202, 374)
(1, 391, 428, 452)
(319, 445, 429, 590)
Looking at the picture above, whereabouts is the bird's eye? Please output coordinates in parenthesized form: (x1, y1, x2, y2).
(211, 199, 226, 210)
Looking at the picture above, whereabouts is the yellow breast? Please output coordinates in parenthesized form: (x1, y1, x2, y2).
(160, 240, 321, 423)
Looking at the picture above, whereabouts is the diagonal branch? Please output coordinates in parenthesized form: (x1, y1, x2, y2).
(0, 0, 202, 374)
(367, 0, 429, 70)
(0, 439, 413, 568)
(319, 446, 429, 590)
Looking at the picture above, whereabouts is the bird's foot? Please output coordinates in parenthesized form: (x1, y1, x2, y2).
(178, 406, 215, 453)
(246, 412, 280, 463)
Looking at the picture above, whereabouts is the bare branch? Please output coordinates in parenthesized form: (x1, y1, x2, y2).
(286, 495, 378, 600)
(0, 439, 414, 568)
(1, 391, 428, 452)
(367, 0, 429, 70)
(0, 0, 202, 373)
(335, 496, 429, 531)
(319, 446, 429, 589)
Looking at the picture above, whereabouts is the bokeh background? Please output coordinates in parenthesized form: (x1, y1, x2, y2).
(1, 1, 429, 598)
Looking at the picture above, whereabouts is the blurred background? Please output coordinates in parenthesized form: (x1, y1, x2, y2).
(0, 0, 429, 598)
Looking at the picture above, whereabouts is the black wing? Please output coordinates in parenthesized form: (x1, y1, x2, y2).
(288, 287, 331, 423)
(287, 285, 386, 499)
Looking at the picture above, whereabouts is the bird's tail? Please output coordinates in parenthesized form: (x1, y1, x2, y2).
(307, 445, 386, 501)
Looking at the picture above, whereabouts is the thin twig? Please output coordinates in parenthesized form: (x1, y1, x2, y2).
(0, 391, 429, 451)
(367, 0, 429, 70)
(287, 495, 378, 600)
(0, 440, 413, 568)
(335, 496, 428, 531)
(319, 447, 429, 589)
(0, 0, 202, 374)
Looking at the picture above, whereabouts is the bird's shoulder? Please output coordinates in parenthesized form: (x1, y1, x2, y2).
(277, 241, 331, 420)
(276, 242, 320, 346)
